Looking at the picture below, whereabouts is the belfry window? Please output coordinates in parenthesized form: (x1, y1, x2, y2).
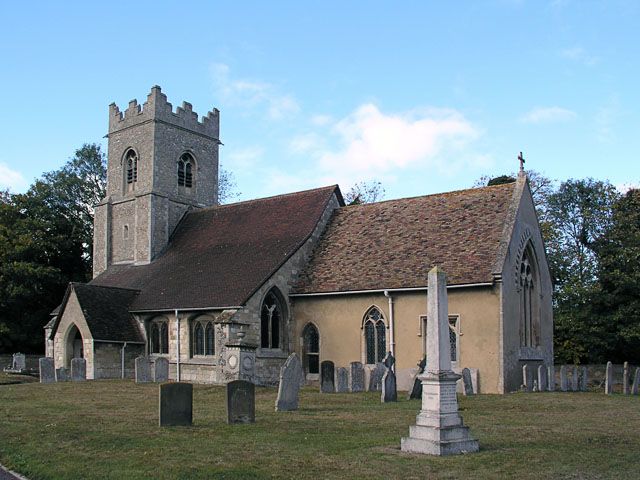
(363, 307, 386, 364)
(261, 289, 285, 349)
(125, 149, 138, 185)
(149, 318, 169, 354)
(178, 153, 194, 188)
(192, 317, 215, 356)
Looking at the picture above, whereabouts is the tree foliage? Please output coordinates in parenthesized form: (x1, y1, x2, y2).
(343, 180, 385, 205)
(218, 166, 241, 204)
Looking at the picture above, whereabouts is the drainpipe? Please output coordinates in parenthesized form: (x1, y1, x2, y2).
(175, 309, 181, 382)
(120, 342, 128, 379)
(384, 290, 395, 370)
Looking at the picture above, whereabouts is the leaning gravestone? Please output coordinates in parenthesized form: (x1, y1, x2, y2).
(547, 365, 555, 391)
(560, 365, 568, 392)
(572, 366, 579, 392)
(39, 358, 55, 384)
(381, 353, 397, 402)
(623, 362, 629, 395)
(12, 353, 26, 372)
(605, 361, 613, 395)
(522, 364, 531, 392)
(537, 365, 547, 392)
(368, 363, 385, 392)
(227, 380, 255, 424)
(349, 361, 365, 393)
(154, 357, 169, 383)
(56, 367, 70, 382)
(71, 358, 86, 381)
(632, 368, 639, 395)
(159, 383, 193, 426)
(320, 361, 335, 393)
(408, 357, 427, 400)
(275, 353, 303, 412)
(135, 356, 152, 383)
(461, 368, 474, 396)
(336, 367, 349, 393)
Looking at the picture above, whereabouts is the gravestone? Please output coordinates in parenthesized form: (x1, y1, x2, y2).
(605, 361, 613, 395)
(275, 353, 303, 411)
(349, 361, 365, 393)
(572, 366, 579, 392)
(401, 266, 479, 455)
(532, 379, 538, 392)
(135, 356, 152, 383)
(320, 361, 335, 393)
(368, 363, 385, 392)
(159, 382, 193, 426)
(560, 365, 568, 392)
(537, 365, 547, 393)
(56, 367, 70, 382)
(580, 366, 588, 392)
(39, 358, 55, 384)
(632, 368, 639, 395)
(227, 380, 255, 424)
(408, 357, 427, 400)
(336, 367, 349, 393)
(623, 361, 629, 395)
(71, 358, 86, 381)
(522, 364, 531, 392)
(154, 357, 169, 383)
(547, 366, 555, 391)
(381, 353, 397, 402)
(461, 368, 474, 396)
(12, 353, 26, 371)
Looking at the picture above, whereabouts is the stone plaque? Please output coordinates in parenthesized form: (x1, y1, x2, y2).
(349, 361, 365, 393)
(71, 358, 86, 381)
(368, 363, 385, 392)
(336, 367, 349, 393)
(56, 367, 70, 382)
(154, 357, 169, 383)
(320, 361, 335, 393)
(227, 380, 255, 424)
(159, 383, 193, 427)
(461, 368, 474, 396)
(135, 356, 152, 383)
(275, 353, 303, 412)
(39, 357, 55, 384)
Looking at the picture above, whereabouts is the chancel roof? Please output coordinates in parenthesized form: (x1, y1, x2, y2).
(292, 181, 520, 294)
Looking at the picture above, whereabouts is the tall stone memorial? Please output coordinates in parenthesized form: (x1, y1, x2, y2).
(401, 267, 479, 455)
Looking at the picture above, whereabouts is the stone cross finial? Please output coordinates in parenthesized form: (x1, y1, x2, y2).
(518, 151, 525, 173)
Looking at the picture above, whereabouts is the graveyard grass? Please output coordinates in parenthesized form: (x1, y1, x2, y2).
(1, 382, 639, 479)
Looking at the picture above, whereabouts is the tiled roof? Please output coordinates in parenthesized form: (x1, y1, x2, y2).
(91, 185, 341, 310)
(292, 182, 519, 294)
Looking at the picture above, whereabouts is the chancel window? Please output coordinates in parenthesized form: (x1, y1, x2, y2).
(125, 149, 138, 186)
(192, 317, 215, 356)
(363, 307, 386, 364)
(149, 318, 169, 354)
(177, 153, 194, 188)
(261, 289, 285, 349)
(519, 245, 540, 347)
(302, 323, 320, 375)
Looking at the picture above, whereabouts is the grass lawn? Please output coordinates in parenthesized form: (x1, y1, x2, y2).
(0, 381, 638, 479)
(0, 372, 38, 385)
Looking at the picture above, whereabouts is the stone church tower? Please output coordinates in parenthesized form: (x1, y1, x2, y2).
(93, 86, 220, 277)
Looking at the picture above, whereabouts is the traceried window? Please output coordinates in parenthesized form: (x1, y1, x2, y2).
(177, 153, 195, 188)
(125, 149, 138, 187)
(261, 289, 285, 349)
(420, 315, 459, 363)
(363, 307, 386, 364)
(149, 318, 169, 354)
(192, 317, 215, 356)
(519, 245, 540, 347)
(302, 323, 320, 375)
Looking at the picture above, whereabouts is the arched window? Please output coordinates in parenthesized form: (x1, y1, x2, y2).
(192, 316, 215, 357)
(205, 323, 214, 356)
(302, 323, 320, 375)
(194, 323, 204, 356)
(160, 322, 169, 354)
(178, 153, 195, 188)
(519, 245, 540, 347)
(125, 149, 138, 186)
(149, 318, 169, 354)
(261, 289, 285, 349)
(363, 307, 386, 364)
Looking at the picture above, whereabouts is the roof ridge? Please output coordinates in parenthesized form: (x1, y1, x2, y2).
(75, 282, 141, 293)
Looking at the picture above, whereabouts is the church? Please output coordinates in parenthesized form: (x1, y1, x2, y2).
(45, 86, 553, 393)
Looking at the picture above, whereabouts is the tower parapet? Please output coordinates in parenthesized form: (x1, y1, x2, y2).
(108, 85, 220, 139)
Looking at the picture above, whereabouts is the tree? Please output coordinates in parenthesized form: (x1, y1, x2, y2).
(344, 180, 385, 205)
(218, 166, 241, 204)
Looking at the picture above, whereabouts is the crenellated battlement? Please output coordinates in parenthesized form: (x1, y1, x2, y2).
(108, 86, 220, 139)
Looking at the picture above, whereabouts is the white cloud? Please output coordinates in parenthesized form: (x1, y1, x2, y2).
(617, 182, 639, 194)
(210, 63, 299, 120)
(310, 114, 332, 126)
(0, 163, 28, 192)
(520, 106, 577, 124)
(560, 47, 599, 67)
(288, 133, 322, 154)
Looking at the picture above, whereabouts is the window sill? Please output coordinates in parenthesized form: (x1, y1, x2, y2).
(256, 349, 289, 359)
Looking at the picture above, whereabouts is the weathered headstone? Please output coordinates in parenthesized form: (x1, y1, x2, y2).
(275, 353, 303, 412)
(461, 368, 474, 396)
(408, 357, 427, 399)
(56, 367, 70, 382)
(632, 368, 639, 395)
(381, 353, 397, 402)
(227, 380, 255, 424)
(349, 361, 365, 393)
(154, 357, 169, 383)
(522, 364, 530, 391)
(537, 365, 547, 393)
(71, 358, 86, 381)
(532, 379, 538, 392)
(336, 367, 349, 393)
(135, 356, 152, 383)
(579, 366, 588, 392)
(39, 357, 55, 384)
(547, 365, 555, 391)
(368, 362, 385, 392)
(560, 365, 568, 392)
(605, 361, 613, 395)
(401, 266, 479, 455)
(320, 361, 335, 393)
(159, 382, 193, 426)
(623, 361, 629, 395)
(12, 353, 26, 372)
(572, 366, 579, 392)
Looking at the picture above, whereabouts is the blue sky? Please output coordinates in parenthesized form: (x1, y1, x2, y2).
(1, 0, 638, 201)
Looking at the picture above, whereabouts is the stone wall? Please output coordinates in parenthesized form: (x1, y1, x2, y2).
(93, 342, 143, 379)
